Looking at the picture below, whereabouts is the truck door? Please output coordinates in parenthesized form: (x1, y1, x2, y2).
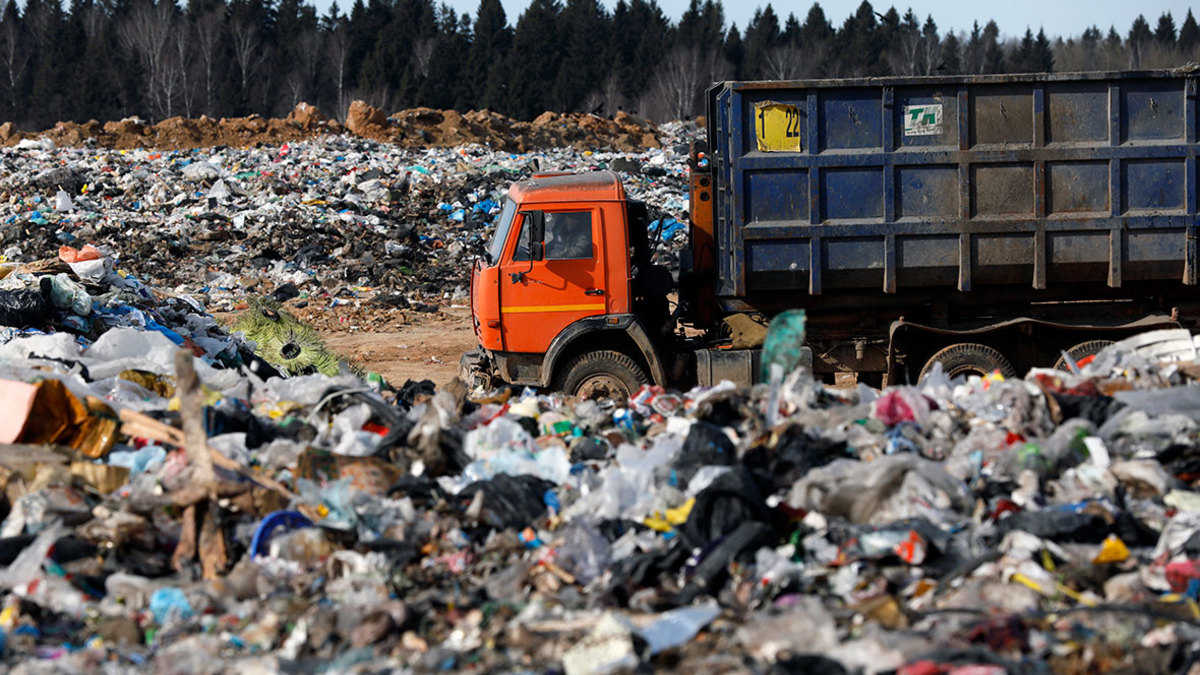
(499, 208, 607, 353)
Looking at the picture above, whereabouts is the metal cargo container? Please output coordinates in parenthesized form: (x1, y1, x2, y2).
(705, 71, 1200, 307)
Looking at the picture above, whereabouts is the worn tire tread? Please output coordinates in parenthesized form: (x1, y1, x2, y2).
(919, 342, 1017, 382)
(553, 350, 648, 400)
(1053, 340, 1114, 371)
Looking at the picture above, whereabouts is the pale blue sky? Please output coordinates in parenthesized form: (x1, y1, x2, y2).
(314, 0, 1195, 40)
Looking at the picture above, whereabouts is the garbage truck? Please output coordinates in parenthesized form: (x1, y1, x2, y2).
(462, 70, 1200, 397)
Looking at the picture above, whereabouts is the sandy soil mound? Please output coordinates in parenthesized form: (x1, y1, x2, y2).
(7, 101, 661, 152)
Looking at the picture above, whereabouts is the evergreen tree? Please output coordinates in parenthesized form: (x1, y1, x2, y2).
(799, 2, 833, 45)
(796, 2, 832, 76)
(421, 5, 470, 109)
(837, 1, 882, 76)
(553, 0, 608, 112)
(607, 0, 668, 111)
(697, 0, 725, 48)
(982, 20, 1004, 73)
(507, 0, 562, 118)
(1010, 28, 1035, 72)
(1128, 14, 1152, 67)
(940, 31, 961, 73)
(781, 12, 799, 44)
(676, 0, 703, 46)
(875, 6, 901, 64)
(1034, 29, 1053, 71)
(25, 0, 68, 126)
(1071, 25, 1101, 69)
(1181, 10, 1200, 54)
(724, 23, 743, 79)
(963, 21, 983, 73)
(920, 16, 940, 74)
(467, 0, 510, 111)
(1154, 11, 1176, 45)
(741, 5, 780, 79)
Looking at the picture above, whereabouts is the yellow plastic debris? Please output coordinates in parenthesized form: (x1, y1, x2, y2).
(666, 498, 694, 525)
(1011, 572, 1097, 607)
(0, 604, 16, 629)
(1093, 534, 1130, 564)
(643, 498, 695, 532)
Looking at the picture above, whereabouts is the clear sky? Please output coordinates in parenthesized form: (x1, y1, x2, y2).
(316, 0, 1195, 39)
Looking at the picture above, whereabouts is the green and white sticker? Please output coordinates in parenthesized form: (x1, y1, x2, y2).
(903, 104, 943, 136)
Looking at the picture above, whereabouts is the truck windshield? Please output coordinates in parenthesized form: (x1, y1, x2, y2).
(486, 198, 518, 265)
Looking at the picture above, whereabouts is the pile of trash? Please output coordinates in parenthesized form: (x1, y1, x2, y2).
(1, 241, 1200, 672)
(6, 101, 663, 154)
(0, 125, 694, 333)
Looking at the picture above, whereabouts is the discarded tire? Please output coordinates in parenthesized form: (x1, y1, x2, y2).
(1054, 340, 1114, 371)
(554, 350, 649, 400)
(919, 342, 1017, 381)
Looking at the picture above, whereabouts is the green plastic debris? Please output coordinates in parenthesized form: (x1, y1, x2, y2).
(366, 371, 386, 390)
(231, 296, 343, 376)
(761, 309, 807, 381)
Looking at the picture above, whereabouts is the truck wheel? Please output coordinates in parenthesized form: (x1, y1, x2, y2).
(555, 350, 649, 401)
(1053, 340, 1113, 371)
(919, 343, 1017, 382)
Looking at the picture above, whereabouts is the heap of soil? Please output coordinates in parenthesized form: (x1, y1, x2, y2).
(3, 101, 661, 152)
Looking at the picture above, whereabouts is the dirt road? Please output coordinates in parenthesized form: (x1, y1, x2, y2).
(215, 303, 477, 388)
(321, 306, 477, 387)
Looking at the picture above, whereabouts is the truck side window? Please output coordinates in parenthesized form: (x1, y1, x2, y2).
(513, 214, 531, 261)
(544, 211, 593, 260)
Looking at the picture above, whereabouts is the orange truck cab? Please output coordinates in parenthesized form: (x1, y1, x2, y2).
(462, 171, 673, 398)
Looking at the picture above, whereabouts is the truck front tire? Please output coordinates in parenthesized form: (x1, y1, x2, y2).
(554, 350, 649, 401)
(919, 343, 1017, 382)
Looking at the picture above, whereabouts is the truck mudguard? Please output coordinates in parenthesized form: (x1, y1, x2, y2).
(541, 314, 665, 387)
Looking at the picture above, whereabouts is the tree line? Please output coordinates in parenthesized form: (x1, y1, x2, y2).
(3, 0, 1199, 130)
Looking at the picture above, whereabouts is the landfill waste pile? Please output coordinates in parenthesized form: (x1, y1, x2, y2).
(0, 120, 694, 337)
(4, 101, 661, 154)
(1, 239, 1200, 674)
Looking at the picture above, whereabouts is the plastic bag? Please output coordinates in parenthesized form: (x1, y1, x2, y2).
(671, 421, 735, 489)
(46, 273, 91, 315)
(638, 601, 721, 655)
(0, 289, 51, 328)
(0, 521, 61, 589)
(787, 454, 971, 525)
(149, 587, 194, 624)
(458, 473, 554, 531)
(761, 309, 807, 381)
(557, 523, 611, 585)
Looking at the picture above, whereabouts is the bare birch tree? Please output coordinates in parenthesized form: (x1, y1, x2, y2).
(193, 10, 222, 116)
(645, 45, 730, 122)
(0, 0, 27, 113)
(172, 19, 195, 117)
(119, 0, 175, 118)
(326, 24, 350, 116)
(412, 37, 436, 80)
(230, 17, 261, 109)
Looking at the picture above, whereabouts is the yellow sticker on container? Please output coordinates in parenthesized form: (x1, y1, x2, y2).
(754, 101, 802, 152)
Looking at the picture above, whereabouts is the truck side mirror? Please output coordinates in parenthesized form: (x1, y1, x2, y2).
(529, 212, 545, 261)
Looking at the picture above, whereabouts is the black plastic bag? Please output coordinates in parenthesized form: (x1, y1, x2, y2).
(679, 466, 774, 548)
(672, 421, 736, 489)
(0, 289, 51, 328)
(458, 474, 555, 531)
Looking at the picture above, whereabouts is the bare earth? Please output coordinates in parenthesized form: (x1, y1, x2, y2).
(321, 306, 476, 387)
